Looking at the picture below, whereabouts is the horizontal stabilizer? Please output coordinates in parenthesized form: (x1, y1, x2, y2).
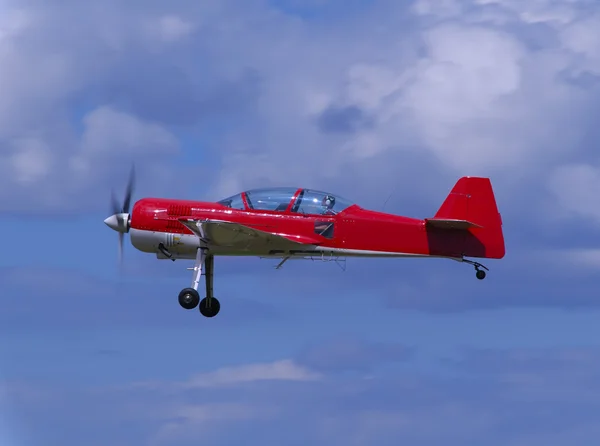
(425, 218, 483, 230)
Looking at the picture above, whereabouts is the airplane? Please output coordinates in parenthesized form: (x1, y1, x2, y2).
(104, 170, 505, 318)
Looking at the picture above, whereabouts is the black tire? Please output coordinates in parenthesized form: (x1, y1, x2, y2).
(476, 270, 486, 280)
(178, 288, 200, 309)
(199, 297, 220, 317)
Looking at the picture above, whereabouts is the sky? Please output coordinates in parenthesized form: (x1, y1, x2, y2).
(1, 0, 600, 444)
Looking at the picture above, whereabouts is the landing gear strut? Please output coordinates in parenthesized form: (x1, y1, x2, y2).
(462, 258, 489, 280)
(177, 247, 221, 317)
(200, 254, 219, 317)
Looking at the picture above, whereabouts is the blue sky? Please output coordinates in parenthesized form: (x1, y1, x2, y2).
(2, 0, 600, 444)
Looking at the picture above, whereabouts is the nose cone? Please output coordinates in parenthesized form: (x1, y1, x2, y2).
(104, 214, 120, 231)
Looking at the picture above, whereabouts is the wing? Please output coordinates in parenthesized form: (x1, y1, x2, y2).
(178, 218, 322, 252)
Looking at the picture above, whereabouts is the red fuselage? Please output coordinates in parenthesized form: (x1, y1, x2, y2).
(127, 189, 504, 261)
(103, 178, 504, 317)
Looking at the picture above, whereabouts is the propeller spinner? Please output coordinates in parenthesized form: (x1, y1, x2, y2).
(104, 166, 136, 264)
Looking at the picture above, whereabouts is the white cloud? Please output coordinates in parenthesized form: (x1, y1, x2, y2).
(12, 345, 600, 445)
(412, 0, 464, 17)
(140, 14, 196, 45)
(0, 0, 599, 218)
(78, 105, 179, 157)
(169, 402, 271, 422)
(9, 138, 53, 184)
(132, 359, 321, 392)
(0, 2, 188, 211)
(202, 0, 600, 200)
(399, 24, 528, 170)
(345, 64, 406, 113)
(157, 15, 195, 42)
(560, 14, 600, 73)
(547, 163, 600, 223)
(551, 248, 600, 271)
(128, 358, 320, 445)
(0, 7, 33, 41)
(0, 103, 179, 211)
(475, 0, 586, 26)
(181, 359, 321, 388)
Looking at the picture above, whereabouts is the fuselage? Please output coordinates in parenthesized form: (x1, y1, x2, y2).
(128, 197, 469, 261)
(102, 176, 505, 318)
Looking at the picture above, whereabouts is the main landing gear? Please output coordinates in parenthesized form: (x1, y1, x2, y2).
(177, 247, 220, 317)
(462, 259, 489, 280)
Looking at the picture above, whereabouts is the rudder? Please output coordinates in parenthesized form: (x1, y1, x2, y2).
(430, 177, 505, 259)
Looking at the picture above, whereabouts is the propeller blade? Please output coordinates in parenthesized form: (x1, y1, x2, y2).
(110, 190, 120, 215)
(118, 232, 124, 266)
(122, 165, 136, 214)
(106, 164, 136, 270)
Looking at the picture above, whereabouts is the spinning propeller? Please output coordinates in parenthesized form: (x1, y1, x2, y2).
(103, 166, 136, 265)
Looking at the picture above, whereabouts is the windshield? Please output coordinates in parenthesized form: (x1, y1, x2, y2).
(217, 192, 245, 210)
(218, 187, 355, 214)
(291, 189, 354, 215)
(244, 187, 300, 212)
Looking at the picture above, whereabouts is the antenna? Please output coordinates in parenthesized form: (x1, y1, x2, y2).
(382, 191, 393, 212)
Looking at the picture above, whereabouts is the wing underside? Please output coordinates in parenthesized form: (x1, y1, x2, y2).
(177, 218, 321, 252)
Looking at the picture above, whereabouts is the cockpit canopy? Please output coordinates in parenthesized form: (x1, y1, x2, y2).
(217, 187, 355, 215)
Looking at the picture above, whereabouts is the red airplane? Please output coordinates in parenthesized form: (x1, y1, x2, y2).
(104, 170, 505, 318)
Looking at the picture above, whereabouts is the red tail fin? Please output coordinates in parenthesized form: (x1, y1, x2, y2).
(426, 177, 505, 259)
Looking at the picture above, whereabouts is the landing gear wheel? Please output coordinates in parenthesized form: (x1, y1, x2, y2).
(199, 297, 220, 318)
(463, 259, 489, 280)
(178, 288, 200, 310)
